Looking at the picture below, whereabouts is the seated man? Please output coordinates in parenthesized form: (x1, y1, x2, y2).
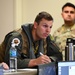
(53, 2, 75, 60)
(0, 11, 62, 69)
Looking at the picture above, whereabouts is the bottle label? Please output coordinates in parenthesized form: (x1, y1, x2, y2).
(10, 50, 17, 57)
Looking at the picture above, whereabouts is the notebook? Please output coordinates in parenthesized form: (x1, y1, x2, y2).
(37, 62, 56, 75)
(57, 61, 75, 75)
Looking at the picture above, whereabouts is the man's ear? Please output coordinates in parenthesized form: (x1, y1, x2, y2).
(61, 13, 63, 18)
(34, 22, 38, 29)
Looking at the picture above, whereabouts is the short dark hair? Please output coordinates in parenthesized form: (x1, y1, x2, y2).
(62, 2, 75, 11)
(34, 11, 53, 24)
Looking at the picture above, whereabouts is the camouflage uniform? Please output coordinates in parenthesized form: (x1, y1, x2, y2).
(53, 24, 75, 60)
(0, 24, 62, 68)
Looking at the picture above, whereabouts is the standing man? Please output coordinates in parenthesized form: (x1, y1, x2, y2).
(0, 11, 62, 68)
(53, 2, 75, 60)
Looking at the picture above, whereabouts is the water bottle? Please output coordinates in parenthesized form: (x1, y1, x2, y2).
(65, 45, 69, 61)
(72, 38, 75, 60)
(65, 38, 74, 61)
(9, 43, 17, 72)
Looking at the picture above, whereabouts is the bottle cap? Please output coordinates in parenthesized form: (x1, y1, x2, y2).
(11, 43, 15, 47)
(66, 38, 73, 45)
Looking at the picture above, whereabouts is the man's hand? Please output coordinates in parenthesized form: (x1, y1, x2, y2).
(1, 62, 9, 70)
(28, 55, 51, 67)
(36, 55, 51, 64)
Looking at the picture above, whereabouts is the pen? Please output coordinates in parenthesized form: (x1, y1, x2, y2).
(40, 52, 43, 55)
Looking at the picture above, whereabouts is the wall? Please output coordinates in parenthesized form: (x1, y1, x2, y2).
(0, 0, 75, 43)
(0, 0, 14, 43)
(22, 0, 67, 34)
(14, 0, 68, 34)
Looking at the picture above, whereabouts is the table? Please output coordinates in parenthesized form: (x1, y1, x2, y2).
(4, 69, 37, 75)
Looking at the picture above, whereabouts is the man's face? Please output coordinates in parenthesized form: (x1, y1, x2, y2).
(34, 18, 53, 39)
(61, 6, 75, 22)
